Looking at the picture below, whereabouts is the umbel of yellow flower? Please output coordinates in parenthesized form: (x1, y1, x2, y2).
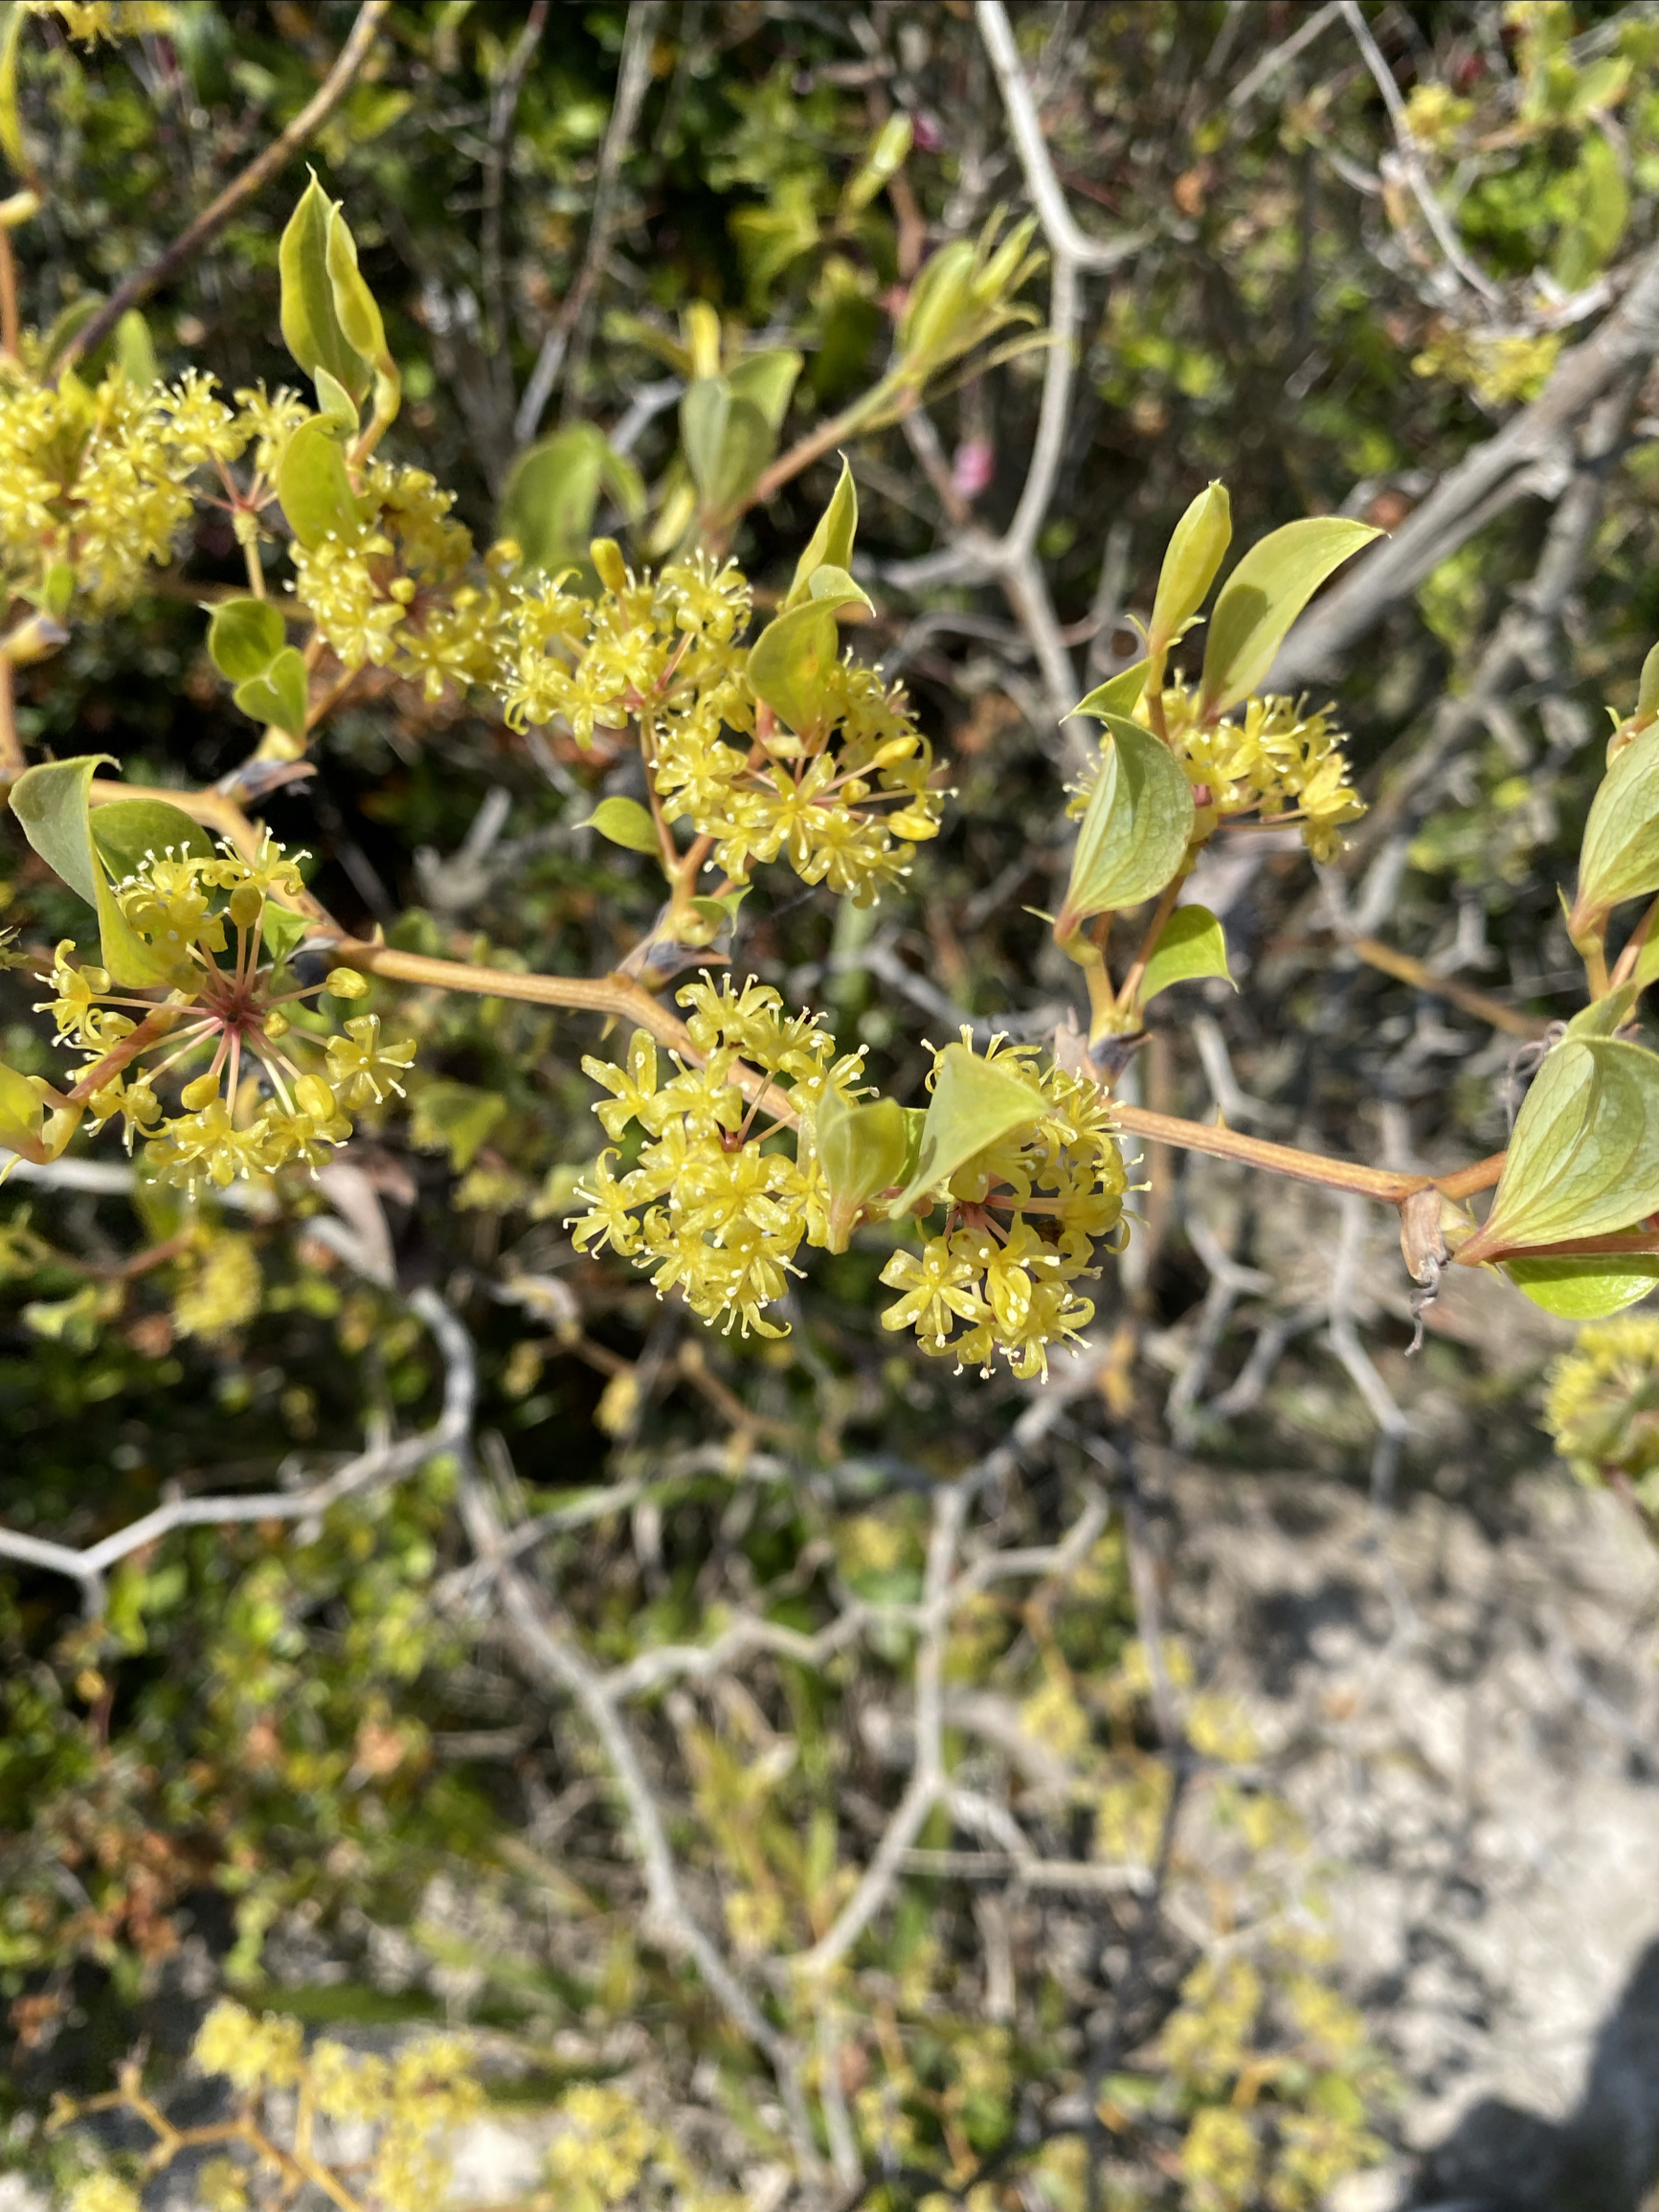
(36, 837, 415, 1194)
(573, 1000, 1127, 1378)
(500, 544, 944, 904)
(1067, 683, 1366, 865)
(1544, 1316, 1659, 1504)
(879, 1036, 1125, 1381)
(570, 975, 864, 1338)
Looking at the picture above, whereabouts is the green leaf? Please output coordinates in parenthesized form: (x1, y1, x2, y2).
(234, 646, 308, 740)
(312, 364, 360, 436)
(727, 347, 801, 432)
(897, 1043, 1042, 1209)
(748, 586, 867, 736)
(261, 899, 312, 964)
(1136, 904, 1232, 1008)
(1637, 639, 1659, 723)
(1072, 660, 1148, 721)
(90, 800, 213, 881)
(817, 1089, 909, 1250)
(1466, 1034, 1659, 1261)
(785, 458, 859, 610)
(502, 425, 645, 576)
(411, 1078, 505, 1172)
(277, 418, 361, 550)
(0, 3, 26, 181)
(0, 1056, 45, 1161)
(1504, 1253, 1659, 1319)
(1631, 933, 1659, 997)
(1061, 714, 1195, 926)
(1577, 730, 1659, 922)
(10, 756, 179, 986)
(841, 112, 912, 218)
(279, 172, 371, 404)
(324, 196, 389, 372)
(1199, 518, 1379, 716)
(1552, 130, 1627, 292)
(584, 796, 661, 857)
(680, 376, 773, 514)
(112, 309, 157, 390)
(1565, 984, 1639, 1039)
(207, 597, 285, 684)
(1149, 481, 1230, 653)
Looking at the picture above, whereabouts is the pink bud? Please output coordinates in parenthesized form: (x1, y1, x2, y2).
(952, 438, 995, 500)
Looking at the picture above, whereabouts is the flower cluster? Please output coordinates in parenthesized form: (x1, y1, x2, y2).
(60, 2000, 484, 2212)
(880, 1038, 1125, 1381)
(39, 837, 414, 1192)
(657, 647, 943, 905)
(499, 546, 944, 902)
(1544, 1316, 1659, 1505)
(0, 356, 255, 612)
(544, 2082, 744, 2212)
(570, 976, 863, 1338)
(289, 453, 520, 697)
(26, 0, 172, 43)
(1162, 684, 1366, 863)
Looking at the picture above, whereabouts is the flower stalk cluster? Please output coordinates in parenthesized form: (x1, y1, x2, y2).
(879, 1038, 1126, 1380)
(36, 837, 414, 1193)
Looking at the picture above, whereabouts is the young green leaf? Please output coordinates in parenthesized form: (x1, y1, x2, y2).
(1061, 713, 1195, 928)
(278, 173, 372, 404)
(90, 800, 214, 881)
(1503, 1253, 1659, 1319)
(112, 308, 157, 390)
(680, 374, 774, 515)
(817, 1089, 909, 1250)
(1462, 1034, 1659, 1263)
(0, 1057, 46, 1163)
(10, 756, 181, 986)
(1135, 904, 1233, 1008)
(1199, 517, 1379, 716)
(841, 112, 912, 219)
(1575, 730, 1659, 926)
(785, 458, 859, 609)
(261, 899, 312, 965)
(207, 597, 285, 685)
(1149, 482, 1231, 654)
(748, 586, 868, 736)
(502, 425, 645, 577)
(896, 1044, 1042, 1210)
(727, 348, 802, 432)
(584, 796, 662, 857)
(234, 646, 308, 740)
(1072, 660, 1147, 721)
(278, 417, 361, 550)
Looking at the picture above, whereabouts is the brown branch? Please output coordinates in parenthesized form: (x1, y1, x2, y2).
(1347, 936, 1552, 1040)
(58, 0, 393, 373)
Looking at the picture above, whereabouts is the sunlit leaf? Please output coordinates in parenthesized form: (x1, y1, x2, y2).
(897, 1043, 1042, 1209)
(1199, 517, 1379, 715)
(1465, 1034, 1659, 1261)
(1136, 904, 1233, 1008)
(584, 796, 661, 857)
(10, 756, 179, 986)
(1061, 713, 1194, 926)
(207, 597, 285, 684)
(1149, 481, 1230, 654)
(1504, 1253, 1659, 1318)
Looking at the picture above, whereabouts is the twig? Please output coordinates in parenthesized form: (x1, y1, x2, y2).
(1224, 1, 1341, 112)
(481, 0, 549, 418)
(974, 1, 1142, 274)
(516, 0, 663, 443)
(1268, 238, 1659, 688)
(1325, 1194, 1409, 1516)
(59, 0, 393, 372)
(0, 1286, 473, 1615)
(459, 1465, 820, 2177)
(1338, 0, 1501, 307)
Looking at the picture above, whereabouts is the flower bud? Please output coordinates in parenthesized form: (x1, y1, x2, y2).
(227, 883, 262, 929)
(325, 967, 369, 1000)
(817, 1089, 908, 1252)
(181, 1072, 221, 1110)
